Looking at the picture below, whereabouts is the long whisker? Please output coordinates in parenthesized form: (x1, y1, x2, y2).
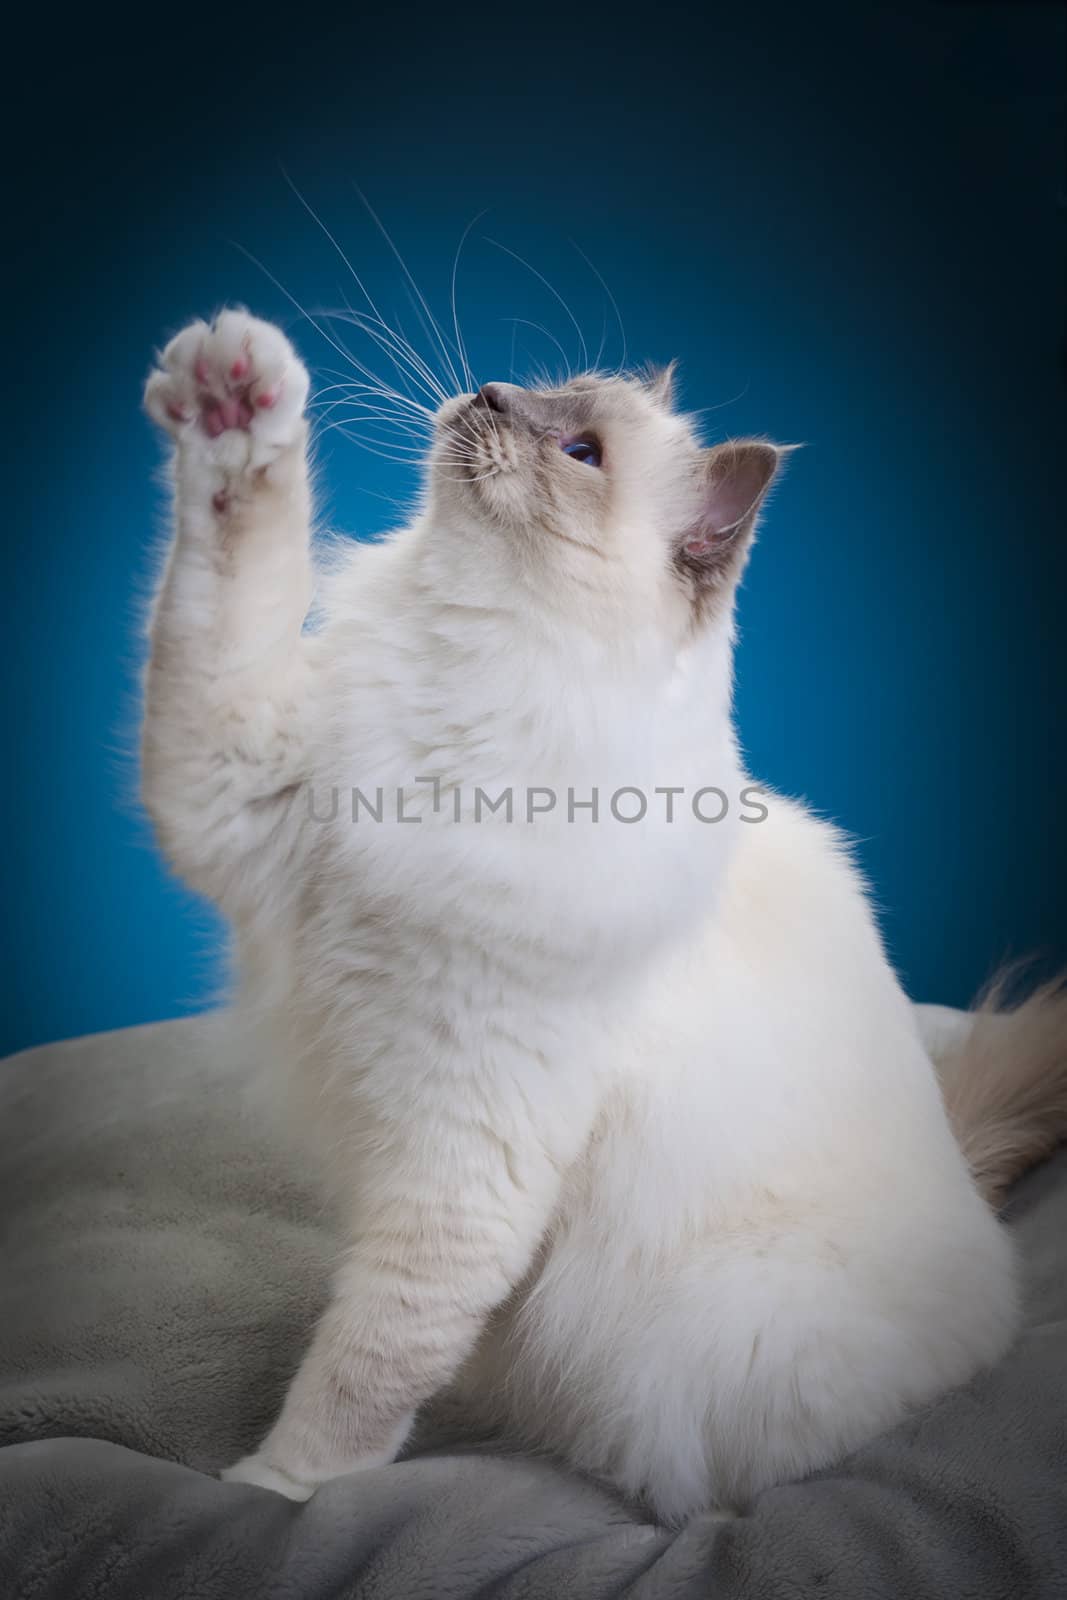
(325, 306, 450, 406)
(450, 210, 487, 395)
(395, 291, 499, 464)
(310, 400, 432, 442)
(309, 391, 431, 425)
(320, 311, 445, 410)
(591, 308, 608, 372)
(319, 423, 434, 460)
(705, 382, 751, 412)
(400, 287, 459, 398)
(569, 238, 628, 375)
(352, 184, 465, 395)
(440, 415, 489, 452)
(313, 335, 438, 425)
(484, 238, 588, 374)
(230, 241, 385, 380)
(313, 368, 438, 420)
(352, 483, 418, 509)
(501, 317, 572, 380)
(309, 377, 421, 407)
(319, 418, 431, 447)
(282, 169, 390, 332)
(312, 369, 435, 409)
(515, 352, 554, 392)
(311, 392, 439, 439)
(230, 252, 440, 454)
(310, 404, 425, 436)
(315, 321, 443, 412)
(279, 171, 458, 414)
(334, 290, 423, 406)
(437, 419, 480, 452)
(329, 300, 451, 404)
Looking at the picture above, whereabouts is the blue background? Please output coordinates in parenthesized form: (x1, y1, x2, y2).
(4, 2, 1065, 1054)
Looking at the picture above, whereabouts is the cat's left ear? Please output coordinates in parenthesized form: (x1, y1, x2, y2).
(675, 440, 784, 606)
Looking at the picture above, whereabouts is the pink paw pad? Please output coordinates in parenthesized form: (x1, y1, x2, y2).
(190, 347, 274, 438)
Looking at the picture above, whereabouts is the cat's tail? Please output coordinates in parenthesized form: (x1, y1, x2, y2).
(924, 973, 1067, 1207)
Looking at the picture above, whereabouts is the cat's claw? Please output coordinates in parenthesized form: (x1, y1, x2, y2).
(144, 310, 309, 472)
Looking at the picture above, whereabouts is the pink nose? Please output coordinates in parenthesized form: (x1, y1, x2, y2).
(475, 382, 517, 414)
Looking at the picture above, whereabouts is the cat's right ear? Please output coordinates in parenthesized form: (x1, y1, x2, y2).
(674, 440, 784, 620)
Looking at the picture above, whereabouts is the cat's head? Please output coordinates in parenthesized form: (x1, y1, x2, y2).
(428, 367, 783, 644)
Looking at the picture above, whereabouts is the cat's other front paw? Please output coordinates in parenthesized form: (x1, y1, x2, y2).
(221, 1452, 318, 1501)
(144, 310, 309, 472)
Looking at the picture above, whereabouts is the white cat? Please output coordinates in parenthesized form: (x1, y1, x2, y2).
(142, 309, 1067, 1522)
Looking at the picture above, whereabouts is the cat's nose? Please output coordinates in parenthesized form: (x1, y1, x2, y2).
(475, 382, 516, 414)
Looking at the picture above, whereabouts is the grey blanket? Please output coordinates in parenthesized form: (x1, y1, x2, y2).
(2, 1014, 1066, 1599)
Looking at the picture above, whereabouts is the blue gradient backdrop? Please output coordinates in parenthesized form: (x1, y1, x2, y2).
(4, 2, 1065, 1053)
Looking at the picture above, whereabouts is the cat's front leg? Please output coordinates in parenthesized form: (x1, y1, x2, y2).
(141, 310, 314, 913)
(223, 1098, 565, 1499)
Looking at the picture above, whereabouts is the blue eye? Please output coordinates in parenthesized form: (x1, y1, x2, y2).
(560, 436, 602, 468)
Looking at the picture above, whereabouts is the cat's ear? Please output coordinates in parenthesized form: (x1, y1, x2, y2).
(641, 360, 678, 409)
(675, 440, 784, 613)
(685, 440, 781, 555)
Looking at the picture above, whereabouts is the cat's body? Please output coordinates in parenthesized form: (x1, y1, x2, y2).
(141, 311, 1063, 1522)
(449, 801, 1017, 1518)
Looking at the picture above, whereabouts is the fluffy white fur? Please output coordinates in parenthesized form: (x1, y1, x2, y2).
(141, 311, 1037, 1523)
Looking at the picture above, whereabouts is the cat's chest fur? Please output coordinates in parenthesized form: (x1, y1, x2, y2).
(306, 780, 731, 982)
(296, 552, 745, 991)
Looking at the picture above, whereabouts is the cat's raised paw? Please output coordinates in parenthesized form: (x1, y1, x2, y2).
(144, 310, 309, 470)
